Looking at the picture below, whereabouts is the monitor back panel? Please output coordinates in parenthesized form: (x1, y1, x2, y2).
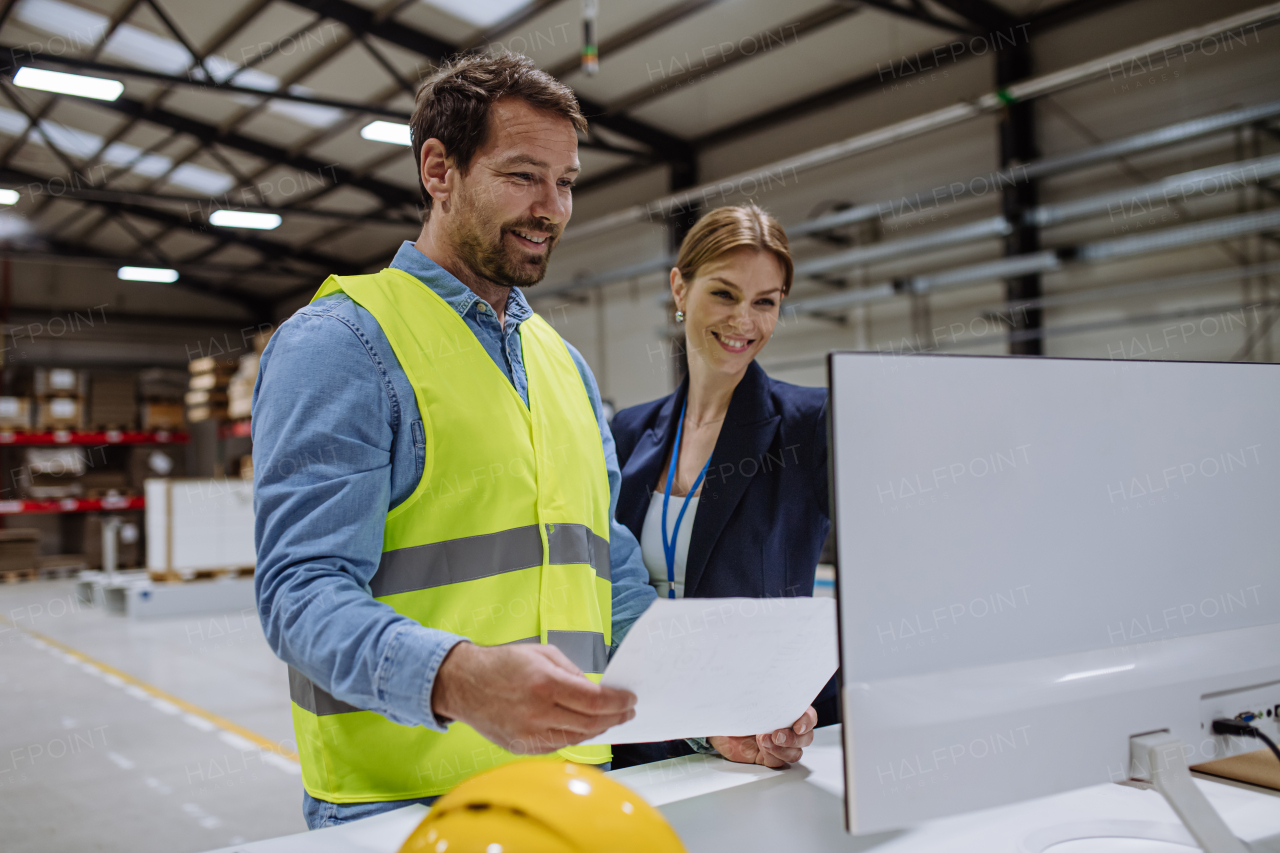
(828, 353, 1280, 832)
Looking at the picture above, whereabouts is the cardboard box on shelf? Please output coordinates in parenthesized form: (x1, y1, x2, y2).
(34, 368, 87, 398)
(227, 354, 259, 421)
(20, 475, 82, 499)
(187, 405, 228, 423)
(188, 357, 238, 376)
(0, 528, 40, 574)
(88, 372, 138, 429)
(141, 401, 185, 430)
(184, 389, 228, 406)
(0, 396, 32, 430)
(128, 446, 184, 493)
(18, 447, 87, 499)
(188, 372, 231, 392)
(139, 368, 188, 401)
(80, 469, 132, 498)
(36, 396, 85, 430)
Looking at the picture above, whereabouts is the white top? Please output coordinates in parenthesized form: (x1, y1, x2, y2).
(639, 490, 700, 599)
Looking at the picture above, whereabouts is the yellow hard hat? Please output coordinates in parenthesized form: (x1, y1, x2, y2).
(398, 760, 687, 853)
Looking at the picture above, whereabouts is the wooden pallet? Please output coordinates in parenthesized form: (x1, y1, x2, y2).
(148, 566, 255, 583)
(0, 568, 40, 583)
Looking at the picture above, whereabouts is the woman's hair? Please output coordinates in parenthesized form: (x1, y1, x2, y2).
(674, 203, 794, 296)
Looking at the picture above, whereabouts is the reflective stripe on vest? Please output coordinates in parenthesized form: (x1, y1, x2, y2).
(371, 522, 610, 597)
(289, 269, 613, 802)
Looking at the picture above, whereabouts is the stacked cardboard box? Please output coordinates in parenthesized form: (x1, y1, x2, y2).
(18, 447, 87, 499)
(187, 357, 236, 423)
(0, 528, 40, 576)
(34, 368, 86, 430)
(88, 372, 138, 430)
(128, 445, 185, 493)
(0, 396, 32, 430)
(139, 368, 187, 431)
(227, 353, 259, 420)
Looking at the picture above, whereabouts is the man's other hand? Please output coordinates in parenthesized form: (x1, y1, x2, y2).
(431, 642, 636, 754)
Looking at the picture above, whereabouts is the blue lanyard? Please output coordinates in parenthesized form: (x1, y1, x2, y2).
(661, 398, 711, 599)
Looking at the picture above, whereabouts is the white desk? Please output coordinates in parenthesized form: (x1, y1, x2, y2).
(203, 727, 1280, 853)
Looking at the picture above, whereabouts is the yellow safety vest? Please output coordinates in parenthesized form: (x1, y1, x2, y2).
(289, 268, 613, 802)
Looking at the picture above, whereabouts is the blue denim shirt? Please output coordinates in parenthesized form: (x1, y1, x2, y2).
(252, 241, 656, 735)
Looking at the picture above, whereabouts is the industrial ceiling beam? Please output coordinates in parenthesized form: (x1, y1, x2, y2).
(928, 0, 1016, 31)
(606, 3, 864, 115)
(88, 93, 419, 210)
(29, 239, 275, 318)
(279, 0, 697, 164)
(0, 50, 414, 120)
(854, 0, 976, 34)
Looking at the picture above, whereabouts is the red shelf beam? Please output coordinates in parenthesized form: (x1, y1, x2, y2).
(0, 430, 188, 446)
(0, 496, 146, 515)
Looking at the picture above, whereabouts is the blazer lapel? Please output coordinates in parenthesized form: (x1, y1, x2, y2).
(684, 362, 779, 597)
(617, 379, 687, 540)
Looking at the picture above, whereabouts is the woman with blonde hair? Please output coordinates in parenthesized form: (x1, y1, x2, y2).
(611, 203, 836, 769)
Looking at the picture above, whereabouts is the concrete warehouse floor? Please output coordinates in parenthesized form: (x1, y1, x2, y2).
(0, 579, 305, 853)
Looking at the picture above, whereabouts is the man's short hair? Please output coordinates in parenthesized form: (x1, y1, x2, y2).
(410, 53, 588, 220)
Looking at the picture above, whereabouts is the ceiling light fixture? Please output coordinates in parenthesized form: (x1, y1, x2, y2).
(209, 210, 282, 230)
(0, 189, 19, 205)
(13, 66, 124, 101)
(360, 121, 412, 146)
(118, 266, 179, 283)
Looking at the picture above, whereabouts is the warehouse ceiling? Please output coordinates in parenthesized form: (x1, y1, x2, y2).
(0, 0, 1127, 318)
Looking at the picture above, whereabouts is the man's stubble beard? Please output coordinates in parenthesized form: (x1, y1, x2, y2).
(452, 186, 557, 289)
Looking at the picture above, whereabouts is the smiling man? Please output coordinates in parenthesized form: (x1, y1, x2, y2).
(251, 54, 657, 829)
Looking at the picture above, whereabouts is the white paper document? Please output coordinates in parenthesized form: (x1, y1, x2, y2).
(583, 596, 838, 745)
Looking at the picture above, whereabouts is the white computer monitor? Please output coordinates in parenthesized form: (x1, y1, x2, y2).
(828, 352, 1280, 836)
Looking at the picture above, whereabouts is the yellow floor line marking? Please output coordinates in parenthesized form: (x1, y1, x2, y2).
(1, 615, 298, 762)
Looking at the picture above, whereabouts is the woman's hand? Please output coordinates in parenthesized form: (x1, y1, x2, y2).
(708, 706, 817, 768)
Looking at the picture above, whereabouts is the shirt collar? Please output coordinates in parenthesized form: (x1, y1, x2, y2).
(389, 240, 533, 325)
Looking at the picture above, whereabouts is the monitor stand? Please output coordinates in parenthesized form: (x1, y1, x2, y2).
(1128, 732, 1248, 853)
(1019, 733, 1248, 853)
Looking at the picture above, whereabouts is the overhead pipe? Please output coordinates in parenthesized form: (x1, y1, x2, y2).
(793, 216, 1012, 278)
(761, 261, 1280, 371)
(560, 3, 1280, 245)
(1029, 153, 1280, 227)
(789, 101, 1280, 238)
(544, 107, 1280, 296)
(787, 206, 1280, 315)
(550, 150, 1280, 296)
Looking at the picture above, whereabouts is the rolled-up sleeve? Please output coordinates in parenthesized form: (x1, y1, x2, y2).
(252, 303, 463, 730)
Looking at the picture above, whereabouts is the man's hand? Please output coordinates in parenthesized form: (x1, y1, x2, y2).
(431, 642, 636, 754)
(709, 706, 817, 768)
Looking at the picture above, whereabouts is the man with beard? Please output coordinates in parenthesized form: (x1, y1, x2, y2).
(251, 53, 657, 828)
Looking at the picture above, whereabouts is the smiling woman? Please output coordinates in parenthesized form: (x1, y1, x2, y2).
(609, 204, 838, 769)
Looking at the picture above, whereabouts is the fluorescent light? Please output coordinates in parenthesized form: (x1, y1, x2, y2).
(13, 66, 123, 101)
(1055, 664, 1135, 683)
(0, 189, 18, 205)
(118, 266, 178, 283)
(360, 121, 411, 146)
(421, 0, 527, 27)
(209, 210, 281, 230)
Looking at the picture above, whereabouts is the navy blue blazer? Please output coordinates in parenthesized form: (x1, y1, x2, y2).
(610, 361, 837, 766)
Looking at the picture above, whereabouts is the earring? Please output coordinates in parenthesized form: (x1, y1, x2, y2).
(675, 310, 685, 323)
